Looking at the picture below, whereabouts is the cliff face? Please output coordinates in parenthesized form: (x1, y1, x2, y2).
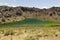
(0, 6, 60, 23)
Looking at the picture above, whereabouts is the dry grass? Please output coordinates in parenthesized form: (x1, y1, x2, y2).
(0, 27, 60, 40)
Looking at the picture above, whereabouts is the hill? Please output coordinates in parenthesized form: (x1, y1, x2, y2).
(0, 6, 60, 23)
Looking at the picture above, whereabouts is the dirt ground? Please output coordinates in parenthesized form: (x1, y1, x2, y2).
(0, 27, 60, 40)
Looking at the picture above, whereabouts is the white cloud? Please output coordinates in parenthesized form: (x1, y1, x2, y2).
(37, 6, 51, 9)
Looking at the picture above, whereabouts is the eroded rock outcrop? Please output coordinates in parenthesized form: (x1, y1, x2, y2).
(0, 6, 60, 23)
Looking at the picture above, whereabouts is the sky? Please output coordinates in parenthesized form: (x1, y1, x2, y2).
(0, 0, 60, 8)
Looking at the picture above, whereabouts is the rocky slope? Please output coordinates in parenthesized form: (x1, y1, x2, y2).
(0, 6, 60, 23)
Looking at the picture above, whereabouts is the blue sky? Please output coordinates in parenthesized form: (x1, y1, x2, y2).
(0, 0, 60, 8)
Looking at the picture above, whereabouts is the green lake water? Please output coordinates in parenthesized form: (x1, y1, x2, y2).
(0, 19, 60, 27)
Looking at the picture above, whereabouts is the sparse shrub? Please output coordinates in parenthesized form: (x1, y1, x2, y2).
(16, 12, 22, 16)
(55, 34, 58, 37)
(1, 19, 5, 22)
(4, 30, 14, 36)
(36, 35, 42, 37)
(44, 35, 48, 37)
(50, 13, 52, 16)
(25, 35, 39, 40)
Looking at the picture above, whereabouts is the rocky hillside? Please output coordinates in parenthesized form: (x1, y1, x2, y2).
(0, 6, 60, 23)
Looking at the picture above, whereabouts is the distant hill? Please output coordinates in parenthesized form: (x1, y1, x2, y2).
(0, 6, 60, 23)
